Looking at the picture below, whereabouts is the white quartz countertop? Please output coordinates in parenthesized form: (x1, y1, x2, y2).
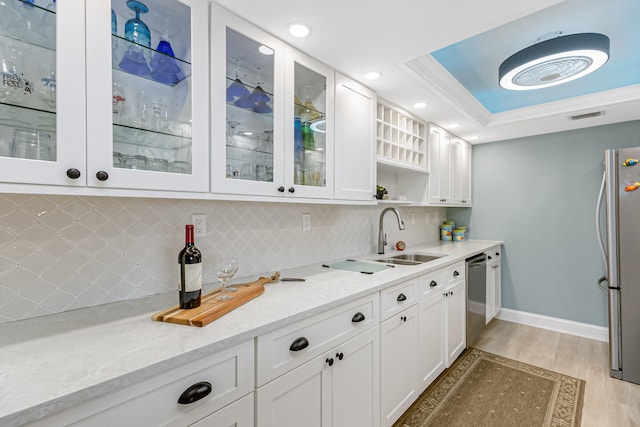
(0, 239, 502, 426)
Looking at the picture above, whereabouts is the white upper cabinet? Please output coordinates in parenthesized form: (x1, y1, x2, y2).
(211, 4, 285, 197)
(0, 0, 86, 186)
(211, 4, 334, 200)
(451, 138, 472, 205)
(0, 1, 388, 204)
(87, 0, 210, 191)
(428, 124, 471, 206)
(0, 0, 209, 191)
(428, 125, 452, 204)
(333, 73, 376, 202)
(284, 45, 334, 199)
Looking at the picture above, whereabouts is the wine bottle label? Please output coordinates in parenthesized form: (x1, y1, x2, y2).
(182, 263, 202, 292)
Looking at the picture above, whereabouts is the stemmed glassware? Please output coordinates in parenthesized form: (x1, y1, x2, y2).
(215, 258, 238, 301)
(251, 71, 272, 114)
(119, 0, 151, 77)
(226, 61, 250, 99)
(150, 7, 181, 85)
(226, 120, 239, 147)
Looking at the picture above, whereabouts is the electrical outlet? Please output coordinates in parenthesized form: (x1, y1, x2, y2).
(302, 213, 311, 232)
(410, 212, 416, 225)
(192, 214, 207, 237)
(425, 212, 431, 223)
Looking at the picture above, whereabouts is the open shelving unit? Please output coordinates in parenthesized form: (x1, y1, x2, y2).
(376, 102, 427, 170)
(375, 100, 429, 205)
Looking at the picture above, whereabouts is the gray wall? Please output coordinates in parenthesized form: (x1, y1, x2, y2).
(450, 120, 640, 326)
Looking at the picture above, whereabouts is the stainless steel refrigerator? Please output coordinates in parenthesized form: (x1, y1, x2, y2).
(597, 147, 640, 384)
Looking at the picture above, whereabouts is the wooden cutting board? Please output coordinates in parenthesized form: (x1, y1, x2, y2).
(152, 272, 280, 327)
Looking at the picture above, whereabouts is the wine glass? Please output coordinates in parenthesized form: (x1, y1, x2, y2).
(226, 120, 239, 146)
(124, 1, 151, 47)
(250, 69, 270, 103)
(119, 1, 151, 77)
(250, 70, 271, 113)
(216, 258, 238, 301)
(226, 61, 250, 99)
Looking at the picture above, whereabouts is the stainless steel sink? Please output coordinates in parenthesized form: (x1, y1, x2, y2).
(373, 252, 444, 266)
(388, 253, 443, 263)
(374, 258, 422, 266)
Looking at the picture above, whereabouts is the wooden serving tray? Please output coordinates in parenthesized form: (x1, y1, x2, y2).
(152, 272, 280, 327)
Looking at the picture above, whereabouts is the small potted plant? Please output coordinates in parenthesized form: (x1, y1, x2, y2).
(376, 185, 388, 200)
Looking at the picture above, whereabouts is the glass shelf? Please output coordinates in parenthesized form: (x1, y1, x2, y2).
(226, 143, 273, 157)
(111, 35, 191, 86)
(0, 2, 56, 51)
(113, 123, 191, 150)
(0, 32, 57, 113)
(0, 101, 55, 123)
(295, 99, 325, 121)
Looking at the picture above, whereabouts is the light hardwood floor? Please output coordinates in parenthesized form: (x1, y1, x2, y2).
(473, 319, 640, 427)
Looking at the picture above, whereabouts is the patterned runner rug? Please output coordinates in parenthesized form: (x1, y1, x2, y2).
(394, 348, 585, 427)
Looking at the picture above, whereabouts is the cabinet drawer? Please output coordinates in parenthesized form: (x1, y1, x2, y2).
(27, 340, 254, 427)
(380, 278, 417, 321)
(256, 293, 379, 387)
(417, 269, 446, 301)
(443, 261, 465, 286)
(190, 392, 254, 427)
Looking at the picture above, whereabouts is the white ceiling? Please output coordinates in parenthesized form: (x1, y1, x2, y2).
(214, 0, 640, 144)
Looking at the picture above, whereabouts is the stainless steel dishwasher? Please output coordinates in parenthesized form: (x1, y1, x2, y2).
(466, 253, 487, 347)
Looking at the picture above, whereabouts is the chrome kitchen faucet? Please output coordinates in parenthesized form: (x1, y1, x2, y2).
(378, 207, 405, 254)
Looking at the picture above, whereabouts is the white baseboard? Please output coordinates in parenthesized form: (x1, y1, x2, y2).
(495, 308, 608, 342)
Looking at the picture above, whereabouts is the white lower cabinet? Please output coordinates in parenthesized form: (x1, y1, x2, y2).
(486, 246, 502, 323)
(25, 340, 254, 427)
(22, 259, 476, 427)
(256, 326, 380, 427)
(418, 290, 445, 390)
(190, 392, 254, 427)
(380, 304, 419, 427)
(445, 279, 466, 367)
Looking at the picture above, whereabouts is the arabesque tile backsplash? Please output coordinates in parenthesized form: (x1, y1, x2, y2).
(0, 194, 447, 323)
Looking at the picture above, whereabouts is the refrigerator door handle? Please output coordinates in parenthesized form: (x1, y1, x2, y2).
(596, 170, 608, 272)
(604, 149, 621, 375)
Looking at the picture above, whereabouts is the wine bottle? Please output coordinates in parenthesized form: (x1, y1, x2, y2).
(178, 224, 202, 309)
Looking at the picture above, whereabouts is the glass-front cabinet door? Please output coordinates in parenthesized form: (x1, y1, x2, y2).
(284, 46, 334, 199)
(0, 0, 86, 186)
(211, 4, 285, 196)
(85, 0, 208, 191)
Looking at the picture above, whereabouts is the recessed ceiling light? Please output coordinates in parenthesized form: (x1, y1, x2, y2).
(448, 123, 460, 129)
(364, 71, 381, 80)
(414, 102, 427, 108)
(288, 23, 311, 38)
(258, 45, 274, 55)
(468, 135, 479, 141)
(499, 32, 610, 90)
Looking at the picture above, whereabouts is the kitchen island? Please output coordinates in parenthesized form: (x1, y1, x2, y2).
(0, 239, 501, 426)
